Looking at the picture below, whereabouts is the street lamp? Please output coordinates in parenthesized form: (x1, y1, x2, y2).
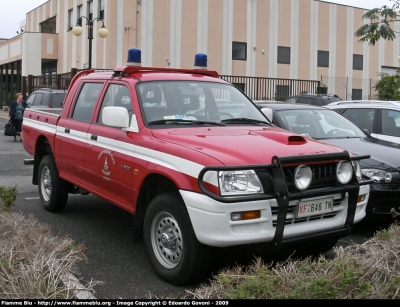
(72, 16, 109, 69)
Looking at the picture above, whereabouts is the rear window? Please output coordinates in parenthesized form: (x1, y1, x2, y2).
(51, 93, 66, 107)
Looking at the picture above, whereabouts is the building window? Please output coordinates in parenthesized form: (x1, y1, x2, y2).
(317, 50, 329, 67)
(87, 1, 93, 20)
(99, 0, 105, 19)
(352, 89, 362, 100)
(68, 9, 73, 31)
(277, 46, 290, 64)
(232, 42, 247, 60)
(77, 5, 82, 26)
(353, 54, 363, 70)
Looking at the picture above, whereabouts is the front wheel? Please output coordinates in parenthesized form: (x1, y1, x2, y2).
(38, 155, 69, 212)
(143, 192, 212, 285)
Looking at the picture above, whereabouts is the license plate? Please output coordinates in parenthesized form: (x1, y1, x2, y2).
(297, 197, 333, 218)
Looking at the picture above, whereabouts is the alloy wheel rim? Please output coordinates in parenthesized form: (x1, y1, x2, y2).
(41, 167, 52, 202)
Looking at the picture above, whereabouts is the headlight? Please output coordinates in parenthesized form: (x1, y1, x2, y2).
(336, 161, 353, 184)
(294, 165, 312, 190)
(219, 170, 264, 196)
(362, 169, 392, 183)
(351, 160, 362, 181)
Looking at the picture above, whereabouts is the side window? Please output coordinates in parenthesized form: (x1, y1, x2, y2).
(381, 109, 400, 137)
(298, 97, 312, 105)
(26, 94, 36, 106)
(33, 93, 44, 106)
(71, 83, 103, 122)
(342, 108, 374, 131)
(284, 98, 297, 104)
(98, 84, 132, 125)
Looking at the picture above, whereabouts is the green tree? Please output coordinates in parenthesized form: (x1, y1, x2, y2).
(354, 0, 400, 45)
(373, 70, 400, 100)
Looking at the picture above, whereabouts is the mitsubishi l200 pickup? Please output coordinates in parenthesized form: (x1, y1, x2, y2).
(22, 48, 371, 285)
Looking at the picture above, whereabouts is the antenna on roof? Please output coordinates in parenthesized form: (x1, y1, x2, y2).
(140, 13, 171, 67)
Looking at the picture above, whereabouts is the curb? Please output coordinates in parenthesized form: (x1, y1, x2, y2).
(61, 273, 97, 299)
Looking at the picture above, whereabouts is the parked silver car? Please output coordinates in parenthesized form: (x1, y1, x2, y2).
(326, 102, 400, 145)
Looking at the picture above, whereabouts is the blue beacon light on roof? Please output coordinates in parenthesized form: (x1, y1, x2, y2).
(194, 53, 207, 69)
(127, 48, 142, 66)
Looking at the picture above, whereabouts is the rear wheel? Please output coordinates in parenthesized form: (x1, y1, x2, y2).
(38, 155, 69, 212)
(143, 191, 212, 285)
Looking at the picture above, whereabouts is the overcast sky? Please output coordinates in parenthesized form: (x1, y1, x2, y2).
(0, 0, 395, 39)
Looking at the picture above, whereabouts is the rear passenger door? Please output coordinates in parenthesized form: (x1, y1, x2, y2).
(84, 82, 134, 209)
(377, 108, 400, 144)
(58, 82, 104, 186)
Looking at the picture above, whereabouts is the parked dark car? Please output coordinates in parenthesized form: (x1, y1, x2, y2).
(26, 88, 67, 109)
(257, 103, 400, 220)
(284, 94, 342, 106)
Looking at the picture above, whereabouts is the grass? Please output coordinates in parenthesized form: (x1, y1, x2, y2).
(0, 186, 99, 299)
(186, 217, 400, 299)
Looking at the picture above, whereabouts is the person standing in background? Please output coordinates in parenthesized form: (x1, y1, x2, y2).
(9, 93, 26, 142)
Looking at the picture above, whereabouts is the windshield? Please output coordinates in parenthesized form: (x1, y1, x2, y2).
(276, 109, 367, 139)
(137, 81, 269, 126)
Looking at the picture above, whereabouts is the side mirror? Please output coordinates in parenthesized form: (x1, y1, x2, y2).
(260, 108, 273, 122)
(102, 107, 130, 128)
(362, 128, 371, 136)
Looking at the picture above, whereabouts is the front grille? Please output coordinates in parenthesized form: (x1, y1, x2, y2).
(283, 162, 338, 192)
(271, 194, 345, 227)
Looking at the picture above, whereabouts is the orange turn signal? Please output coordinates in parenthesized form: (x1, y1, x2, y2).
(231, 210, 261, 221)
(357, 194, 366, 202)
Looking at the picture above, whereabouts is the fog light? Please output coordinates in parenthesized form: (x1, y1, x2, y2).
(336, 161, 352, 184)
(231, 210, 261, 221)
(294, 165, 313, 190)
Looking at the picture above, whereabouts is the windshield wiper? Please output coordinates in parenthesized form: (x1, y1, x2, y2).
(221, 118, 271, 125)
(315, 136, 359, 140)
(148, 119, 225, 126)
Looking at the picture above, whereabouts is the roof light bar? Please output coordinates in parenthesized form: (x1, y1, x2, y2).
(127, 48, 142, 66)
(194, 53, 207, 69)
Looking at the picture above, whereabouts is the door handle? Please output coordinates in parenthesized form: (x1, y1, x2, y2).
(91, 134, 98, 140)
(65, 128, 70, 133)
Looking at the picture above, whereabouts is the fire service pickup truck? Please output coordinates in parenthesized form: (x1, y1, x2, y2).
(22, 48, 371, 285)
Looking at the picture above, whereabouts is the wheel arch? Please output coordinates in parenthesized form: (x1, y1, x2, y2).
(32, 136, 54, 185)
(133, 173, 180, 242)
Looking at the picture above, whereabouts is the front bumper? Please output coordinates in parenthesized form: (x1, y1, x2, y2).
(182, 184, 369, 248)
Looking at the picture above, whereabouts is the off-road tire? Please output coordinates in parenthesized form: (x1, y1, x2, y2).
(38, 155, 68, 212)
(143, 191, 212, 285)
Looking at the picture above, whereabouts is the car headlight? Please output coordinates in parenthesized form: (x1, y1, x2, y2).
(351, 160, 362, 181)
(336, 161, 353, 184)
(294, 165, 313, 190)
(362, 169, 392, 183)
(219, 170, 264, 196)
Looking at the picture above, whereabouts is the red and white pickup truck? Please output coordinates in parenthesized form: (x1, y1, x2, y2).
(22, 49, 371, 285)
